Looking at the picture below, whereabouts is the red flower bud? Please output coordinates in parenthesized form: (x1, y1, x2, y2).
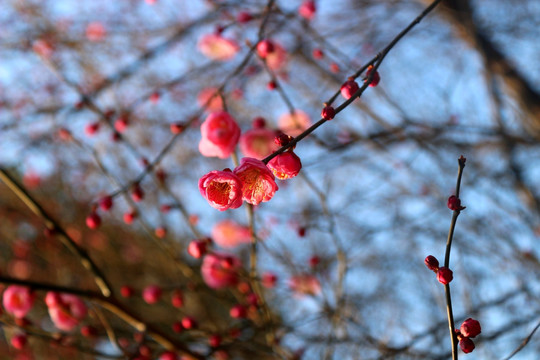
(230, 304, 247, 319)
(447, 195, 465, 211)
(459, 337, 475, 353)
(340, 79, 359, 100)
(267, 151, 302, 180)
(424, 255, 439, 272)
(365, 65, 380, 87)
(99, 196, 113, 211)
(437, 267, 453, 285)
(181, 316, 197, 329)
(321, 105, 336, 120)
(209, 334, 222, 348)
(460, 318, 481, 338)
(187, 240, 208, 259)
(86, 212, 101, 229)
(257, 39, 275, 58)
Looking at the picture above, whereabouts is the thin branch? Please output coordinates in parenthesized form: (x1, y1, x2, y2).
(262, 0, 444, 164)
(444, 156, 467, 360)
(502, 318, 540, 360)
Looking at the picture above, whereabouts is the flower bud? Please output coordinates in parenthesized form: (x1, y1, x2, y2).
(459, 337, 475, 353)
(321, 105, 336, 120)
(424, 255, 439, 272)
(267, 151, 302, 180)
(437, 267, 453, 285)
(340, 79, 359, 100)
(460, 318, 481, 338)
(447, 195, 464, 211)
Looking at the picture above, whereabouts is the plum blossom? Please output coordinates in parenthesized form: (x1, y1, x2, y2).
(197, 34, 239, 61)
(233, 157, 278, 205)
(199, 111, 241, 159)
(197, 87, 224, 112)
(239, 128, 279, 159)
(45, 292, 87, 331)
(199, 170, 243, 211)
(2, 285, 35, 319)
(289, 274, 321, 296)
(201, 253, 241, 289)
(211, 220, 251, 249)
(278, 110, 312, 137)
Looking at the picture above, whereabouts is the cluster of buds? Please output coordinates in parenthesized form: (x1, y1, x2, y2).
(456, 318, 481, 353)
(424, 255, 453, 285)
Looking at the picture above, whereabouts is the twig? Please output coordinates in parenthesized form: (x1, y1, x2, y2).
(262, 0, 444, 164)
(444, 156, 467, 360)
(502, 318, 540, 360)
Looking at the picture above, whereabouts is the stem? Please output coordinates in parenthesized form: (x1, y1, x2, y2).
(444, 156, 467, 360)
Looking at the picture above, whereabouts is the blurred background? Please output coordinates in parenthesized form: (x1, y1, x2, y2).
(0, 0, 539, 359)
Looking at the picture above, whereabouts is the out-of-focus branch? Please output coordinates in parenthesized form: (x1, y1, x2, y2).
(418, 0, 540, 138)
(0, 167, 113, 298)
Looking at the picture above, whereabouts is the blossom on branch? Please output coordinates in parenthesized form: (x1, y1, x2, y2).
(199, 111, 241, 159)
(199, 170, 243, 211)
(45, 292, 88, 331)
(197, 34, 239, 61)
(201, 253, 241, 289)
(233, 157, 278, 205)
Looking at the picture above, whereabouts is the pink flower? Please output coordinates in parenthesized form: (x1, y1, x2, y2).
(267, 151, 302, 180)
(265, 42, 288, 71)
(211, 220, 252, 249)
(298, 1, 316, 20)
(233, 158, 278, 205)
(289, 274, 321, 296)
(197, 34, 240, 61)
(460, 318, 481, 338)
(278, 110, 312, 137)
(199, 111, 241, 159)
(45, 292, 87, 331)
(2, 286, 35, 319)
(197, 87, 224, 112)
(239, 128, 279, 159)
(199, 170, 244, 211)
(201, 253, 241, 289)
(86, 22, 106, 42)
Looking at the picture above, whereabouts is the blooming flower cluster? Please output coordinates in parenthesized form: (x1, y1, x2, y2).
(198, 110, 307, 210)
